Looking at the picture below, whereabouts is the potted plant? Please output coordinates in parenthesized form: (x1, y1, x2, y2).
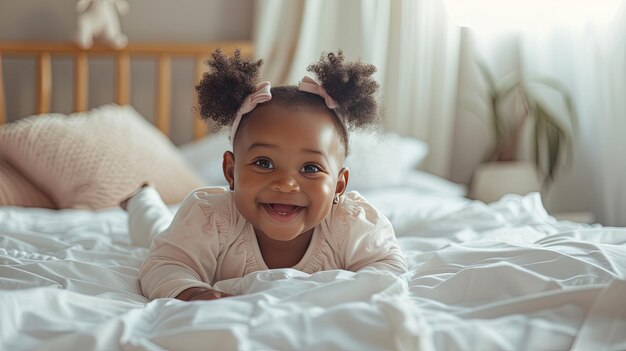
(469, 62, 578, 203)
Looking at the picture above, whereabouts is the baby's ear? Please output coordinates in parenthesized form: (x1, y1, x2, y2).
(222, 151, 235, 190)
(335, 167, 349, 196)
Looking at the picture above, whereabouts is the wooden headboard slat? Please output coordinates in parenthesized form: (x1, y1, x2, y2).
(193, 55, 209, 140)
(116, 52, 130, 105)
(37, 52, 52, 114)
(74, 52, 89, 112)
(156, 54, 171, 136)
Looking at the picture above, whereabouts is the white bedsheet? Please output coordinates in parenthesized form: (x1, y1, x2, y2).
(1, 192, 625, 350)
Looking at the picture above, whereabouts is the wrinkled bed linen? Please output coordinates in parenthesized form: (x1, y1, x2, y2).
(1, 193, 625, 350)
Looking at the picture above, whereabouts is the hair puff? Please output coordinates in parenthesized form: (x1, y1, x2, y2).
(306, 50, 381, 129)
(195, 48, 263, 128)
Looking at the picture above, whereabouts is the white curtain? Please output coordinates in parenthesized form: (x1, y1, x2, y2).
(453, 1, 626, 225)
(253, 0, 462, 177)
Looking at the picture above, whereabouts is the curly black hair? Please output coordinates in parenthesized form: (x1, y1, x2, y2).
(196, 48, 264, 128)
(195, 49, 381, 155)
(306, 50, 380, 129)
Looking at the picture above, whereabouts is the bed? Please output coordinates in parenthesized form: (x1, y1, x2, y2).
(1, 42, 625, 351)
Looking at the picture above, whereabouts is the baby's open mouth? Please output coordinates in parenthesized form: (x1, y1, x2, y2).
(263, 203, 303, 216)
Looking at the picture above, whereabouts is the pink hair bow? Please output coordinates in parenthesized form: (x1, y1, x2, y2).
(298, 75, 339, 109)
(230, 81, 272, 142)
(298, 75, 348, 130)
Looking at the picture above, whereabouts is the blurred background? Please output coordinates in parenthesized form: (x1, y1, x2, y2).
(1, 0, 624, 226)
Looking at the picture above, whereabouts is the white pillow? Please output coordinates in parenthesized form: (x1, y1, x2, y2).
(345, 132, 429, 191)
(178, 131, 230, 186)
(403, 170, 467, 197)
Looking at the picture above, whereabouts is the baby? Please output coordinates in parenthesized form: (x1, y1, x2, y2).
(125, 49, 407, 301)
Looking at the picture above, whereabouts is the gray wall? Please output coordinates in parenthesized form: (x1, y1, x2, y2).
(0, 0, 254, 144)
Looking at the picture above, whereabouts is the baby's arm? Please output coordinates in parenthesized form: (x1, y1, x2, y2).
(339, 195, 408, 274)
(138, 191, 226, 300)
(345, 220, 407, 274)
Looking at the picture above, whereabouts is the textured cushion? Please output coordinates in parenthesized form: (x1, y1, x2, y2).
(0, 157, 56, 208)
(0, 104, 205, 209)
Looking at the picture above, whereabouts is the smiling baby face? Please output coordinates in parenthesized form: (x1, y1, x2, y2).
(223, 102, 348, 242)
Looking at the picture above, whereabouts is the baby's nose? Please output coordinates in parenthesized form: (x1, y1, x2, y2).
(271, 174, 300, 193)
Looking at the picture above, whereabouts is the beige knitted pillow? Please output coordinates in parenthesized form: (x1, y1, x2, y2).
(0, 157, 56, 208)
(0, 104, 205, 209)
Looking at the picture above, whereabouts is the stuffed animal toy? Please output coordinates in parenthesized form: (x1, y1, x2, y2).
(76, 0, 129, 49)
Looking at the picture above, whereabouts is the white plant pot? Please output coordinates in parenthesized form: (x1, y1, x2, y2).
(469, 161, 542, 203)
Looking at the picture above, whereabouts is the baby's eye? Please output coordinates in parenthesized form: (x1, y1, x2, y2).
(254, 159, 274, 169)
(301, 164, 320, 173)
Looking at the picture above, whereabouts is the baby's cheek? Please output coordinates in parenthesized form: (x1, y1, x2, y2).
(317, 183, 337, 212)
(320, 182, 335, 199)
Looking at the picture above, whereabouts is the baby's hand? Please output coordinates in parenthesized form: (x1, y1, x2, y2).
(176, 287, 233, 301)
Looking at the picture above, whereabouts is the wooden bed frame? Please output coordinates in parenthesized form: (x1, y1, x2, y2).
(0, 41, 253, 140)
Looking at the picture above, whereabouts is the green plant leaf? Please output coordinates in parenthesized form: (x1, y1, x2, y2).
(536, 102, 569, 184)
(534, 110, 543, 176)
(495, 73, 523, 101)
(529, 76, 578, 132)
(477, 60, 511, 160)
(476, 61, 578, 181)
(477, 61, 497, 94)
(547, 119, 560, 183)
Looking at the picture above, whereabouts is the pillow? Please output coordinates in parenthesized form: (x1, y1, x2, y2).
(178, 131, 230, 186)
(345, 132, 429, 191)
(0, 104, 205, 209)
(0, 157, 56, 208)
(404, 170, 467, 197)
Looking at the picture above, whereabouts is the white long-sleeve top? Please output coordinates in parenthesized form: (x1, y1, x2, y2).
(135, 187, 407, 300)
